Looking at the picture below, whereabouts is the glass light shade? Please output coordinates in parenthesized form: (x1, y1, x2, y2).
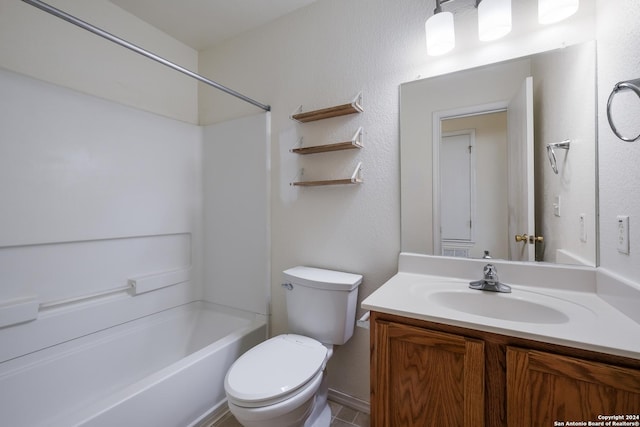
(425, 11, 455, 56)
(478, 0, 512, 41)
(538, 0, 579, 25)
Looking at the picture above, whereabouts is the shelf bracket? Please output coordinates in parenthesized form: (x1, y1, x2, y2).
(350, 161, 363, 182)
(290, 168, 305, 185)
(290, 104, 303, 120)
(352, 127, 364, 147)
(290, 136, 304, 151)
(352, 92, 363, 111)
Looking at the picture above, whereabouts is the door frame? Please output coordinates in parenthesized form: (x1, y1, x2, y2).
(432, 101, 507, 256)
(440, 129, 477, 246)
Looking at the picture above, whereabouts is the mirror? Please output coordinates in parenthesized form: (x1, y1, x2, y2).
(400, 41, 597, 266)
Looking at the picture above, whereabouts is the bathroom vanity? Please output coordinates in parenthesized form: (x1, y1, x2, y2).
(362, 254, 640, 427)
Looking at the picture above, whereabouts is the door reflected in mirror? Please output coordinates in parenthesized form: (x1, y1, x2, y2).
(400, 41, 597, 266)
(438, 111, 509, 260)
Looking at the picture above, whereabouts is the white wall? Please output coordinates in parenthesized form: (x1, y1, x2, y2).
(596, 0, 640, 282)
(199, 0, 597, 402)
(0, 0, 198, 123)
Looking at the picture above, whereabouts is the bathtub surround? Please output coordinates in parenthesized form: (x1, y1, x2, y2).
(0, 67, 202, 315)
(203, 116, 271, 316)
(0, 66, 270, 424)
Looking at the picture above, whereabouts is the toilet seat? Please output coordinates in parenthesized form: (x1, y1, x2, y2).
(224, 334, 327, 408)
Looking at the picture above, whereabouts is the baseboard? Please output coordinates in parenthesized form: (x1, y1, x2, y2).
(328, 388, 370, 414)
(194, 402, 229, 427)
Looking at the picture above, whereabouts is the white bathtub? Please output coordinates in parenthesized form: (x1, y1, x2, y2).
(0, 301, 266, 427)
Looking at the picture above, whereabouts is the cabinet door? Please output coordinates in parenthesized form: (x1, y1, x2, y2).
(372, 319, 485, 427)
(507, 347, 640, 426)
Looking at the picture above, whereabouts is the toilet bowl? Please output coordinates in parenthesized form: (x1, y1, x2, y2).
(224, 334, 330, 427)
(224, 266, 362, 427)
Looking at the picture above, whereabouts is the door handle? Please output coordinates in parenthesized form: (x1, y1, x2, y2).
(515, 234, 544, 244)
(529, 235, 544, 244)
(514, 234, 528, 243)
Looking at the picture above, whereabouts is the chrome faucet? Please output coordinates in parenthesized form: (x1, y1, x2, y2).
(469, 264, 512, 293)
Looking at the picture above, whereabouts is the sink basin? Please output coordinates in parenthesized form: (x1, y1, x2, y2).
(427, 290, 570, 324)
(406, 280, 596, 325)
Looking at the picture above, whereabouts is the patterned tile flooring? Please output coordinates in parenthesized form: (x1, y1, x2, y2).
(213, 400, 370, 427)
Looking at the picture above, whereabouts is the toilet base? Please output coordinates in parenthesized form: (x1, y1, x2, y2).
(306, 403, 331, 427)
(304, 368, 330, 427)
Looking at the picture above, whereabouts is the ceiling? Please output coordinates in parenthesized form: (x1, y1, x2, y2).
(109, 0, 318, 51)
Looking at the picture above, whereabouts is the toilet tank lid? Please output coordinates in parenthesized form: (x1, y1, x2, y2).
(283, 266, 362, 291)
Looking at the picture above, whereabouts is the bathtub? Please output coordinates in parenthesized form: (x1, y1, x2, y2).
(0, 301, 266, 427)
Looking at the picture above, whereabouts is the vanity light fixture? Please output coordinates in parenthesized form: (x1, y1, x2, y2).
(426, 0, 577, 56)
(538, 0, 579, 25)
(425, 0, 455, 56)
(477, 0, 512, 41)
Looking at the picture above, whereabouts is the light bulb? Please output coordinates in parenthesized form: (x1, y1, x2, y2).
(425, 11, 455, 56)
(538, 0, 579, 25)
(478, 0, 512, 41)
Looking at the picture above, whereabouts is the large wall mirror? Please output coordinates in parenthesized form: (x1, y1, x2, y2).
(400, 41, 597, 266)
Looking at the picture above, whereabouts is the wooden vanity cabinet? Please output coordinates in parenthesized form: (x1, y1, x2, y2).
(370, 311, 640, 427)
(371, 319, 485, 426)
(507, 347, 640, 426)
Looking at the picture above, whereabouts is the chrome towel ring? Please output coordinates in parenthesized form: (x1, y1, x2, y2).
(607, 78, 640, 142)
(546, 140, 571, 174)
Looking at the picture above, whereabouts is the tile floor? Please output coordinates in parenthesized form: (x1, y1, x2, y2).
(213, 400, 370, 427)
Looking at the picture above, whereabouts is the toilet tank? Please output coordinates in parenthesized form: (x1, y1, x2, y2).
(282, 266, 362, 345)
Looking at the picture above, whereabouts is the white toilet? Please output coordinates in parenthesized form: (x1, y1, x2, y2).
(224, 266, 363, 427)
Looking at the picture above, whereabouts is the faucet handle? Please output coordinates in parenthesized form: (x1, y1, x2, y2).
(483, 264, 498, 282)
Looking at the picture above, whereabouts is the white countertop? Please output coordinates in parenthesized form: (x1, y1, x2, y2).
(362, 254, 640, 361)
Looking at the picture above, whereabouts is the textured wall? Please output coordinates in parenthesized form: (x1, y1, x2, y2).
(200, 0, 416, 401)
(596, 0, 640, 282)
(199, 0, 597, 401)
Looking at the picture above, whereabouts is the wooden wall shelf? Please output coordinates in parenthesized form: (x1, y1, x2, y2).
(291, 140, 362, 155)
(291, 93, 363, 123)
(291, 128, 363, 155)
(291, 162, 362, 187)
(291, 177, 363, 187)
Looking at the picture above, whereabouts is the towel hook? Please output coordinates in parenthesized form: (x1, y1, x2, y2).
(546, 140, 570, 174)
(607, 78, 640, 142)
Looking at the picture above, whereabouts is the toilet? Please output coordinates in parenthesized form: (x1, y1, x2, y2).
(224, 266, 363, 427)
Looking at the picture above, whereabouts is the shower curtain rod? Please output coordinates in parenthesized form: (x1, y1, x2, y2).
(21, 0, 271, 112)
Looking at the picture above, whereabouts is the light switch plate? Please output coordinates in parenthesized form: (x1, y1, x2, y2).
(617, 215, 630, 254)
